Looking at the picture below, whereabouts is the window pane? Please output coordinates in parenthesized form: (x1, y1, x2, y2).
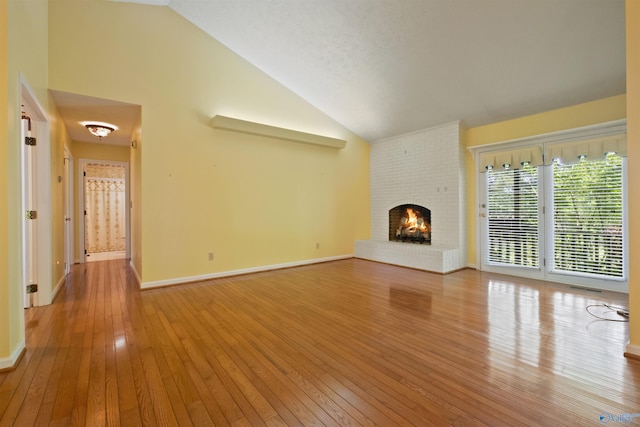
(486, 165, 539, 268)
(552, 154, 623, 278)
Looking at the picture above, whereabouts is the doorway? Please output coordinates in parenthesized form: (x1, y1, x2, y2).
(78, 159, 130, 262)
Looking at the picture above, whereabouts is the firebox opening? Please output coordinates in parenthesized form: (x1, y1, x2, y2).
(389, 204, 431, 244)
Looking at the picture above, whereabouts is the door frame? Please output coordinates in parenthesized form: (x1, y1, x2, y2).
(20, 75, 52, 307)
(63, 146, 74, 275)
(77, 158, 131, 262)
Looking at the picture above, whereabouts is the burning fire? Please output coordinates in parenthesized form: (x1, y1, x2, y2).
(393, 205, 431, 244)
(399, 208, 429, 234)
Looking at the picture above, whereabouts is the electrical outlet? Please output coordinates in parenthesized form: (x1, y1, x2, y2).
(316, 242, 320, 249)
(208, 252, 214, 261)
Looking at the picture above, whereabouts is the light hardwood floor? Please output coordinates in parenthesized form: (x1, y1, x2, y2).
(1, 258, 639, 426)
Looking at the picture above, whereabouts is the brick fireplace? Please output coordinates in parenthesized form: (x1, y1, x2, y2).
(354, 121, 467, 273)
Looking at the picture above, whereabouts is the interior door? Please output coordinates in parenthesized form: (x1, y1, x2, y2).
(63, 148, 73, 275)
(21, 111, 38, 308)
(83, 167, 90, 262)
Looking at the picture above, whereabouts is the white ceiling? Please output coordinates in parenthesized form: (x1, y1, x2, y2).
(165, 0, 626, 142)
(61, 0, 626, 144)
(50, 90, 140, 146)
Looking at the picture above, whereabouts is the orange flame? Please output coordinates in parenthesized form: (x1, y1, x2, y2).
(401, 208, 429, 233)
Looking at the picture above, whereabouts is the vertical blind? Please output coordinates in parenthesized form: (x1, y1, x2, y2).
(486, 165, 539, 268)
(552, 154, 624, 277)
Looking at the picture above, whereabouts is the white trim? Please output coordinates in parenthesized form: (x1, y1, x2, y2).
(78, 159, 131, 263)
(130, 260, 141, 286)
(141, 255, 353, 289)
(625, 343, 640, 359)
(20, 75, 52, 307)
(63, 146, 74, 277)
(0, 341, 25, 370)
(51, 274, 66, 302)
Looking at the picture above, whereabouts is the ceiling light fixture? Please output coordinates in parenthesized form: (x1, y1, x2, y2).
(85, 124, 114, 138)
(81, 121, 118, 139)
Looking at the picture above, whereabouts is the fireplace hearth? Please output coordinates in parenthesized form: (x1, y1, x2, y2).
(389, 204, 431, 244)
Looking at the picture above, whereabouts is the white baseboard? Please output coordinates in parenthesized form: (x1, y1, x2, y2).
(51, 274, 66, 302)
(467, 263, 477, 270)
(625, 342, 640, 359)
(140, 255, 353, 290)
(0, 341, 25, 370)
(130, 260, 141, 286)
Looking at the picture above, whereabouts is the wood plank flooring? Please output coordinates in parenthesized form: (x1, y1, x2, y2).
(1, 258, 639, 426)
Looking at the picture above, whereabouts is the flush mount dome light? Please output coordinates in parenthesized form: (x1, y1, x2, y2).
(81, 121, 118, 138)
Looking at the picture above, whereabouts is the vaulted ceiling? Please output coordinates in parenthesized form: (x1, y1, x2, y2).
(74, 0, 624, 144)
(163, 0, 626, 142)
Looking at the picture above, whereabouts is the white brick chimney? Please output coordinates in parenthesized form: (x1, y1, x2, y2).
(355, 121, 467, 273)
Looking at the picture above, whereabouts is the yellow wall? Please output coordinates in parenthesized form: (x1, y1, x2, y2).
(0, 0, 10, 362)
(626, 0, 640, 351)
(49, 98, 71, 291)
(465, 94, 627, 266)
(71, 141, 130, 163)
(2, 0, 52, 365)
(70, 141, 130, 260)
(49, 1, 370, 285)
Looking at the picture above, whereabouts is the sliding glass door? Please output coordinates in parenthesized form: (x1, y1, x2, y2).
(478, 141, 627, 291)
(486, 164, 541, 270)
(548, 153, 625, 280)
